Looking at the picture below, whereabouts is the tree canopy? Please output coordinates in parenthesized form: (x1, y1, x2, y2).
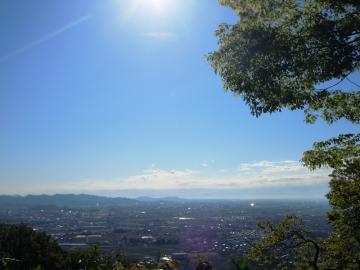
(0, 224, 65, 269)
(0, 224, 182, 270)
(208, 0, 360, 123)
(209, 0, 360, 269)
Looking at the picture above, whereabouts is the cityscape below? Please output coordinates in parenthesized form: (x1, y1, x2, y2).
(0, 194, 331, 269)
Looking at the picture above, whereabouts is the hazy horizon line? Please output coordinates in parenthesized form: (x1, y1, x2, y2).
(0, 191, 328, 201)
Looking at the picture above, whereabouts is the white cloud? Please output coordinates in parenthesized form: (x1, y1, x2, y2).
(85, 161, 328, 190)
(142, 32, 178, 40)
(201, 160, 215, 168)
(230, 160, 330, 188)
(127, 168, 196, 183)
(9, 161, 331, 194)
(201, 161, 209, 167)
(238, 160, 306, 174)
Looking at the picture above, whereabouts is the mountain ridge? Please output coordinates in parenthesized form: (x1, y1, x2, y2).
(0, 194, 136, 208)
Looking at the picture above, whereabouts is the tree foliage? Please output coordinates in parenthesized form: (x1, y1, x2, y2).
(303, 134, 360, 269)
(209, 0, 360, 269)
(208, 0, 360, 123)
(246, 216, 321, 270)
(0, 224, 65, 269)
(0, 223, 182, 270)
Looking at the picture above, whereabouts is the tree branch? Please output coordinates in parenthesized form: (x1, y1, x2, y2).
(290, 230, 320, 270)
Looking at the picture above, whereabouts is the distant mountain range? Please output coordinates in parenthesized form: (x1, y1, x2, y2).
(0, 193, 327, 208)
(0, 194, 137, 208)
(135, 196, 185, 202)
(0, 194, 191, 208)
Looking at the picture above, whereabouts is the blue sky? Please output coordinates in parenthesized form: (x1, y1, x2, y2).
(0, 0, 358, 198)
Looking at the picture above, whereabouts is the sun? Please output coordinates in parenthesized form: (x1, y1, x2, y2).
(114, 0, 182, 27)
(125, 0, 178, 19)
(144, 0, 168, 16)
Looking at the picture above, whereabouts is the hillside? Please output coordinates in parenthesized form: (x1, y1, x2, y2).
(0, 194, 136, 208)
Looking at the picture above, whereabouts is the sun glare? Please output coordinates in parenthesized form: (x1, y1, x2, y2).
(126, 0, 177, 19)
(144, 0, 168, 16)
